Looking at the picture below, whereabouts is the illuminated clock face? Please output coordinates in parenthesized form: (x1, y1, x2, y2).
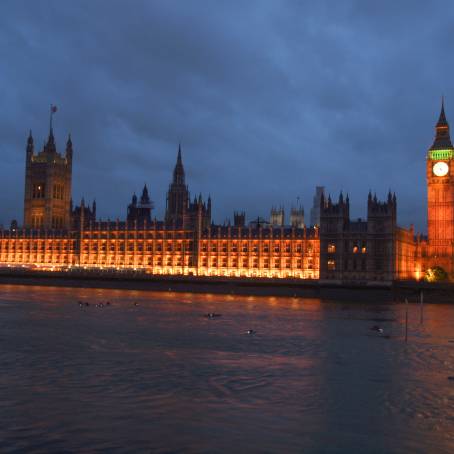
(433, 161, 449, 177)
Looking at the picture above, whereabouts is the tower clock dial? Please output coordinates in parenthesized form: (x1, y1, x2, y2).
(433, 161, 449, 177)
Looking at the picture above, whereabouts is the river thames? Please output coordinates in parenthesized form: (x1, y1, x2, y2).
(0, 284, 453, 453)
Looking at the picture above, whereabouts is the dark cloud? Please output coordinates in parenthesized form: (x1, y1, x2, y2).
(1, 0, 453, 231)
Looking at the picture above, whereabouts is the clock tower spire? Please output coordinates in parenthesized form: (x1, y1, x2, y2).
(430, 97, 453, 150)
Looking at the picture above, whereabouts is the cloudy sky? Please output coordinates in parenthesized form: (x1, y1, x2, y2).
(0, 0, 452, 231)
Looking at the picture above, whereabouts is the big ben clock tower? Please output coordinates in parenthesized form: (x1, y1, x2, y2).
(427, 99, 454, 274)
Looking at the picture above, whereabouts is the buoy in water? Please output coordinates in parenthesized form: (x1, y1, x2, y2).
(371, 325, 383, 333)
(204, 313, 221, 318)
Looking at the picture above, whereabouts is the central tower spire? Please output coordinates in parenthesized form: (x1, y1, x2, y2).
(173, 143, 185, 185)
(165, 143, 189, 227)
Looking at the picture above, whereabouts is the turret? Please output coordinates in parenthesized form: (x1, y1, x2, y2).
(70, 196, 96, 229)
(310, 186, 325, 226)
(367, 192, 397, 218)
(26, 130, 34, 158)
(270, 206, 285, 226)
(140, 184, 150, 205)
(127, 186, 153, 224)
(290, 205, 305, 228)
(320, 192, 349, 218)
(66, 134, 73, 162)
(234, 211, 245, 227)
(45, 127, 57, 154)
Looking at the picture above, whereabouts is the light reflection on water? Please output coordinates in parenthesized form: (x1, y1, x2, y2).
(0, 284, 453, 453)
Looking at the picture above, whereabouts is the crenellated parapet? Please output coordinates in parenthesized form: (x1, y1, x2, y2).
(367, 191, 396, 217)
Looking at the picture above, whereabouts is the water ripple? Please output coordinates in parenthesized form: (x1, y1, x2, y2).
(0, 285, 453, 452)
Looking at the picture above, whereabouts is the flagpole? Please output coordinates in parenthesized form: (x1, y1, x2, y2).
(49, 104, 53, 132)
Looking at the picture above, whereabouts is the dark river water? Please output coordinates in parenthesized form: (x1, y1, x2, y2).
(0, 284, 453, 453)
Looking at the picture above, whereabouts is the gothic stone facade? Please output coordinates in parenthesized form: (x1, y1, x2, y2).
(24, 129, 72, 230)
(319, 193, 419, 283)
(3, 103, 454, 283)
(0, 222, 319, 279)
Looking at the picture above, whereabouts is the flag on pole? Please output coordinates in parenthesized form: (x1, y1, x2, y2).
(49, 105, 57, 132)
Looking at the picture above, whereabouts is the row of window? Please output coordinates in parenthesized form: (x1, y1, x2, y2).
(52, 184, 65, 200)
(0, 244, 74, 251)
(4, 256, 69, 264)
(32, 183, 45, 199)
(327, 259, 383, 271)
(201, 243, 310, 253)
(29, 216, 65, 229)
(82, 232, 193, 240)
(199, 258, 309, 269)
(327, 244, 367, 254)
(82, 241, 193, 252)
(0, 239, 314, 252)
(31, 215, 44, 228)
(76, 242, 313, 254)
(52, 216, 64, 229)
(79, 231, 316, 245)
(31, 183, 65, 200)
(0, 241, 317, 258)
(79, 257, 194, 267)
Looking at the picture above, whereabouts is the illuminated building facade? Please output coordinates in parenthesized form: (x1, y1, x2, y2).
(425, 100, 454, 275)
(319, 192, 420, 283)
(0, 221, 320, 279)
(2, 125, 319, 279)
(2, 102, 454, 283)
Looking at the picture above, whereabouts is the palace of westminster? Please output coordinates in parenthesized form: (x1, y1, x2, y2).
(1, 102, 454, 283)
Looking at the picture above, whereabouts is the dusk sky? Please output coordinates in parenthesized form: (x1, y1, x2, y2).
(1, 0, 453, 232)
